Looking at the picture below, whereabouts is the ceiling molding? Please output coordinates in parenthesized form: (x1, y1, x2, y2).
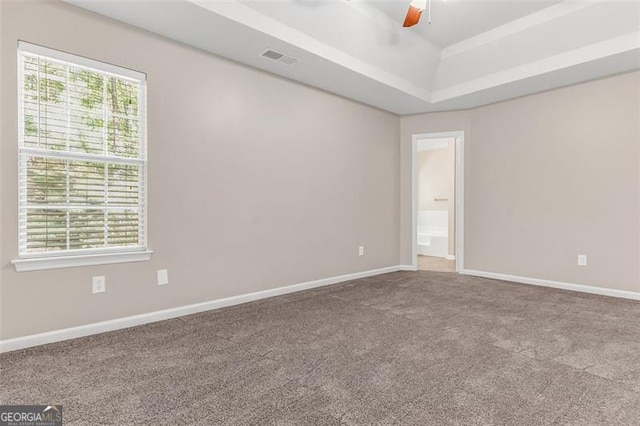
(441, 0, 600, 59)
(432, 31, 640, 103)
(63, 0, 640, 115)
(187, 0, 432, 100)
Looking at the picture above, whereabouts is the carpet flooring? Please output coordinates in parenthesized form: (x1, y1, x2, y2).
(1, 271, 640, 425)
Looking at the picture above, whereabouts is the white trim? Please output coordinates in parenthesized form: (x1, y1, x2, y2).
(18, 147, 145, 166)
(139, 68, 148, 250)
(411, 131, 465, 273)
(433, 32, 640, 103)
(17, 42, 149, 261)
(18, 41, 146, 81)
(460, 269, 640, 301)
(445, 255, 456, 261)
(400, 264, 418, 271)
(440, 0, 599, 59)
(11, 250, 153, 272)
(187, 1, 432, 101)
(0, 265, 400, 353)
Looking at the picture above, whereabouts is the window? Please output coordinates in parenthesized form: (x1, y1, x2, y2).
(13, 42, 151, 271)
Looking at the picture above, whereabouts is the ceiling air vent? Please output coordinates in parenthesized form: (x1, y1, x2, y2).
(261, 49, 299, 66)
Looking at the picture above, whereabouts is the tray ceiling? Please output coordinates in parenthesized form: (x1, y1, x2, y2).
(65, 0, 640, 114)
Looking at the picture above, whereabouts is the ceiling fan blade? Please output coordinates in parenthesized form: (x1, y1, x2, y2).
(403, 5, 423, 27)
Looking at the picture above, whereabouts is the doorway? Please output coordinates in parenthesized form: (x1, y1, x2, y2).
(411, 131, 464, 273)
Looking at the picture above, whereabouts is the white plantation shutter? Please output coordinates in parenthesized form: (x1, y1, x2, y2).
(18, 42, 147, 258)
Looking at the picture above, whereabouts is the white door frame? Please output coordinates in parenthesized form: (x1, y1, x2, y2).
(411, 131, 465, 272)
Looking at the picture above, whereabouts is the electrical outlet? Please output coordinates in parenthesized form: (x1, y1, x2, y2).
(157, 269, 169, 286)
(92, 276, 106, 294)
(577, 255, 587, 266)
(359, 246, 364, 256)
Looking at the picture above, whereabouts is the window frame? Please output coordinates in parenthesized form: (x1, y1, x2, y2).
(12, 41, 152, 272)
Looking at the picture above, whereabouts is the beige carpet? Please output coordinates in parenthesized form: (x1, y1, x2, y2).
(1, 271, 639, 425)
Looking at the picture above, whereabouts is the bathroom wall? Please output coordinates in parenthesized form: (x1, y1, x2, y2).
(417, 140, 455, 257)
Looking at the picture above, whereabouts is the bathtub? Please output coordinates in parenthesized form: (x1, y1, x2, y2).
(417, 210, 449, 258)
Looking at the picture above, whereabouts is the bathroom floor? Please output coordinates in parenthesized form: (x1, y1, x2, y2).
(418, 255, 455, 272)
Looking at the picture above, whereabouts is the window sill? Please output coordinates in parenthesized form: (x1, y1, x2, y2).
(12, 250, 153, 272)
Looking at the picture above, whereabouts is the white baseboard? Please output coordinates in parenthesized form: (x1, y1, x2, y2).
(460, 269, 640, 301)
(0, 265, 401, 353)
(445, 255, 456, 261)
(400, 264, 418, 271)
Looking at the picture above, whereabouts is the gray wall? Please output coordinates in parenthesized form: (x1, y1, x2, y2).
(0, 0, 4, 322)
(402, 71, 640, 293)
(2, 1, 639, 342)
(0, 1, 401, 340)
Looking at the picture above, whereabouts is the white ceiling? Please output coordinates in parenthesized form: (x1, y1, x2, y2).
(368, 0, 565, 48)
(65, 0, 640, 115)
